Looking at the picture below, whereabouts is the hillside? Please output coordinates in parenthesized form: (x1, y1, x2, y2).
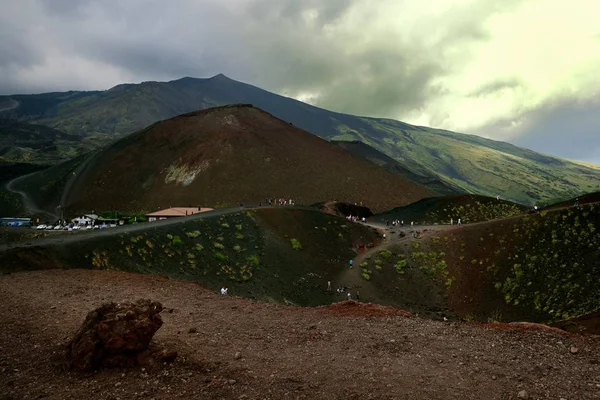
(372, 194, 530, 225)
(2, 74, 600, 204)
(331, 140, 461, 196)
(0, 119, 95, 164)
(12, 105, 433, 215)
(0, 208, 382, 307)
(355, 201, 600, 329)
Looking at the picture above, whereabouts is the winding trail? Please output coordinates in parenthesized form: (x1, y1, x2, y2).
(335, 221, 460, 302)
(4, 172, 57, 221)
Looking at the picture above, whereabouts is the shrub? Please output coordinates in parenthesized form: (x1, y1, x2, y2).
(235, 233, 244, 240)
(233, 245, 241, 252)
(194, 244, 204, 252)
(379, 250, 393, 261)
(172, 236, 183, 246)
(221, 222, 230, 228)
(235, 224, 243, 231)
(246, 255, 260, 266)
(186, 230, 201, 238)
(213, 242, 225, 250)
(214, 252, 228, 262)
(394, 260, 409, 275)
(290, 238, 302, 250)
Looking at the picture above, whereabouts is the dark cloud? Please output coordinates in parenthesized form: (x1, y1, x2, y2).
(511, 98, 600, 165)
(468, 78, 522, 98)
(0, 0, 597, 165)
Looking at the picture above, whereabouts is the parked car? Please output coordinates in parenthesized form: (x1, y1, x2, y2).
(36, 224, 47, 230)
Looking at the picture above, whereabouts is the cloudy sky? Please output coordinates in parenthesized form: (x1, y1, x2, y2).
(1, 0, 599, 164)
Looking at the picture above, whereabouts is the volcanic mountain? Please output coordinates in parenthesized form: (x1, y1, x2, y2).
(34, 104, 434, 214)
(3, 74, 600, 204)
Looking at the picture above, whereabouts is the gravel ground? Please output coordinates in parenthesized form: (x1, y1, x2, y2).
(0, 269, 598, 400)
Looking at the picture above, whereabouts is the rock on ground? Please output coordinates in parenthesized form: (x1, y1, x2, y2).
(66, 299, 176, 370)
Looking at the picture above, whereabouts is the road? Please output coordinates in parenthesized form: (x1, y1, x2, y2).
(0, 205, 246, 252)
(4, 172, 58, 221)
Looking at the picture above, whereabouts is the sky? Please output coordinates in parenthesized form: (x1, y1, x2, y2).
(1, 0, 599, 164)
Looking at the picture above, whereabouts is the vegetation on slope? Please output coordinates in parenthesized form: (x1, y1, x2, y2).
(373, 194, 529, 225)
(0, 119, 106, 164)
(421, 203, 600, 324)
(0, 209, 380, 306)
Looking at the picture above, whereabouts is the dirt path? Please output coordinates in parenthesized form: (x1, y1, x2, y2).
(0, 269, 598, 400)
(5, 171, 58, 221)
(336, 222, 458, 302)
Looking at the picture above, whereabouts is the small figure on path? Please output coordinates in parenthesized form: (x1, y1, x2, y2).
(347, 292, 352, 300)
(382, 233, 387, 240)
(349, 259, 354, 269)
(457, 218, 461, 225)
(220, 287, 228, 295)
(356, 291, 360, 301)
(411, 221, 414, 227)
(327, 281, 332, 291)
(450, 218, 453, 225)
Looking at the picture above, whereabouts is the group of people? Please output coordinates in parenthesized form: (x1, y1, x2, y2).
(266, 198, 295, 206)
(346, 215, 366, 223)
(327, 281, 359, 300)
(386, 219, 404, 227)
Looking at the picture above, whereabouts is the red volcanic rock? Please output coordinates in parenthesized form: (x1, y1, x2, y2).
(67, 299, 175, 371)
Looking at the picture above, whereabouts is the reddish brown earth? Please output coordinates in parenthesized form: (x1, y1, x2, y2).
(62, 104, 433, 214)
(1, 269, 599, 400)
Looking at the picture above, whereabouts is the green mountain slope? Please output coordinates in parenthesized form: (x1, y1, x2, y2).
(2, 74, 600, 204)
(331, 140, 461, 196)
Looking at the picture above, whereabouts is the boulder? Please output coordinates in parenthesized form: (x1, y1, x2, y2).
(67, 299, 176, 371)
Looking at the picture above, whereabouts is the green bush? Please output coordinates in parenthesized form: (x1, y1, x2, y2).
(246, 255, 260, 266)
(290, 238, 302, 250)
(172, 236, 183, 246)
(186, 230, 201, 238)
(214, 252, 228, 262)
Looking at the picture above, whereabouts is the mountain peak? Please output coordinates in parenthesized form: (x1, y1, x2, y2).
(209, 73, 231, 81)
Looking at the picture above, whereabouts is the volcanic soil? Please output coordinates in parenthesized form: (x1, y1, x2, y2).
(1, 269, 599, 400)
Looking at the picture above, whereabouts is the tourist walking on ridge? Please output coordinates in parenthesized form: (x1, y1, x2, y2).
(327, 281, 332, 291)
(457, 218, 461, 225)
(347, 292, 352, 300)
(349, 259, 354, 269)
